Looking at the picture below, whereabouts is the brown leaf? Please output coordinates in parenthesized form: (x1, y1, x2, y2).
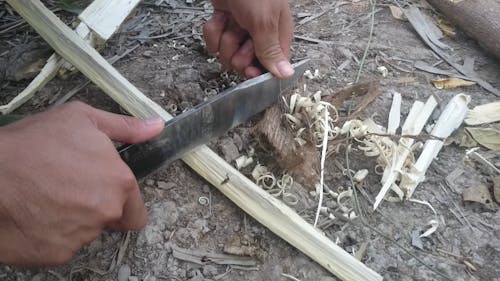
(432, 77, 476, 89)
(462, 184, 496, 210)
(389, 5, 406, 21)
(323, 80, 381, 122)
(437, 19, 456, 37)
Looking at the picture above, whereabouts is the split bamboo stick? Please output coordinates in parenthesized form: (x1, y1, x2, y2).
(6, 1, 383, 280)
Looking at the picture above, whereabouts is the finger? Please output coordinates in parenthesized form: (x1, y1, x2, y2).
(219, 23, 248, 69)
(248, 15, 294, 79)
(210, 0, 228, 10)
(279, 4, 293, 60)
(203, 11, 228, 53)
(244, 66, 262, 79)
(86, 107, 164, 144)
(110, 183, 147, 230)
(231, 39, 256, 73)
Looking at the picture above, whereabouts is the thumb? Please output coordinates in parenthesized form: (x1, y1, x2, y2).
(88, 108, 164, 143)
(250, 30, 294, 79)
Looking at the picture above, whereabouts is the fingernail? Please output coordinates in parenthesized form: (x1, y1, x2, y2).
(144, 117, 164, 127)
(241, 40, 254, 55)
(275, 60, 294, 78)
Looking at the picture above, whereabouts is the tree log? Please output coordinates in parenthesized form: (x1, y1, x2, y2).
(426, 0, 500, 60)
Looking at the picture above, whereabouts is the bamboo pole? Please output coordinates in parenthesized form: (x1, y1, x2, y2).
(6, 1, 382, 280)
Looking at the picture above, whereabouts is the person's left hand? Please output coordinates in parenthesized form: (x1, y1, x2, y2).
(203, 0, 293, 79)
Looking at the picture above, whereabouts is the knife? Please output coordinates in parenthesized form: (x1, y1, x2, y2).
(119, 59, 309, 180)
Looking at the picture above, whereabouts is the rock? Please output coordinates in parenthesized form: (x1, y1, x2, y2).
(145, 179, 155, 186)
(319, 277, 337, 281)
(232, 133, 243, 151)
(128, 277, 139, 281)
(157, 181, 175, 190)
(137, 202, 178, 245)
(118, 264, 131, 281)
(144, 225, 164, 245)
(150, 201, 179, 230)
(462, 184, 496, 210)
(144, 276, 156, 281)
(190, 219, 210, 235)
(31, 273, 45, 281)
(493, 176, 500, 203)
(219, 137, 240, 163)
(187, 269, 204, 281)
(143, 50, 154, 57)
(202, 265, 218, 277)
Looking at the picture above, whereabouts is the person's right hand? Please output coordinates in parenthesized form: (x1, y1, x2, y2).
(203, 0, 293, 79)
(0, 102, 164, 266)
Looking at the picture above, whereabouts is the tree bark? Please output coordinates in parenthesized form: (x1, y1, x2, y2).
(426, 0, 500, 61)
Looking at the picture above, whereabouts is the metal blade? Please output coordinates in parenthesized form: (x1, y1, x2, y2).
(120, 59, 309, 180)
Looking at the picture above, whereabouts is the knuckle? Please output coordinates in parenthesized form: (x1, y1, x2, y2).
(117, 167, 138, 191)
(100, 203, 123, 222)
(248, 16, 278, 33)
(256, 43, 283, 61)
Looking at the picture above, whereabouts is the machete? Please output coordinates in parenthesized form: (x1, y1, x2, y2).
(119, 59, 309, 180)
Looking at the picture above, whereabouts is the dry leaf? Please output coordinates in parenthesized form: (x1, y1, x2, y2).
(323, 80, 381, 122)
(437, 19, 456, 37)
(465, 101, 500, 126)
(446, 129, 478, 147)
(493, 176, 500, 204)
(462, 184, 496, 210)
(466, 127, 500, 151)
(389, 5, 406, 21)
(432, 78, 476, 89)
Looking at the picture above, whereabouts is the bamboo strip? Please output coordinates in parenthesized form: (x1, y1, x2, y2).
(6, 1, 382, 280)
(0, 0, 141, 114)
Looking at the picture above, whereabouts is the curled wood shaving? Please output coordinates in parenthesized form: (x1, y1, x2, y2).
(409, 199, 439, 238)
(235, 155, 254, 170)
(251, 165, 298, 206)
(286, 91, 339, 146)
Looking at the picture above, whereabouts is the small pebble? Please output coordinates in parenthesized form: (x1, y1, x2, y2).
(202, 265, 218, 277)
(157, 181, 175, 190)
(142, 50, 154, 58)
(118, 264, 131, 281)
(145, 179, 155, 186)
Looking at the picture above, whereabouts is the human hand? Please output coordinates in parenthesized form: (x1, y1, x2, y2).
(0, 102, 164, 266)
(203, 0, 294, 79)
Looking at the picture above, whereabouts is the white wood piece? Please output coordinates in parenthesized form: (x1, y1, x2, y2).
(79, 0, 142, 41)
(374, 96, 437, 210)
(387, 92, 401, 135)
(7, 1, 383, 280)
(404, 94, 470, 198)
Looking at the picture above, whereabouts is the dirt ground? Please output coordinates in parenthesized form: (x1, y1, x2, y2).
(0, 0, 499, 280)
